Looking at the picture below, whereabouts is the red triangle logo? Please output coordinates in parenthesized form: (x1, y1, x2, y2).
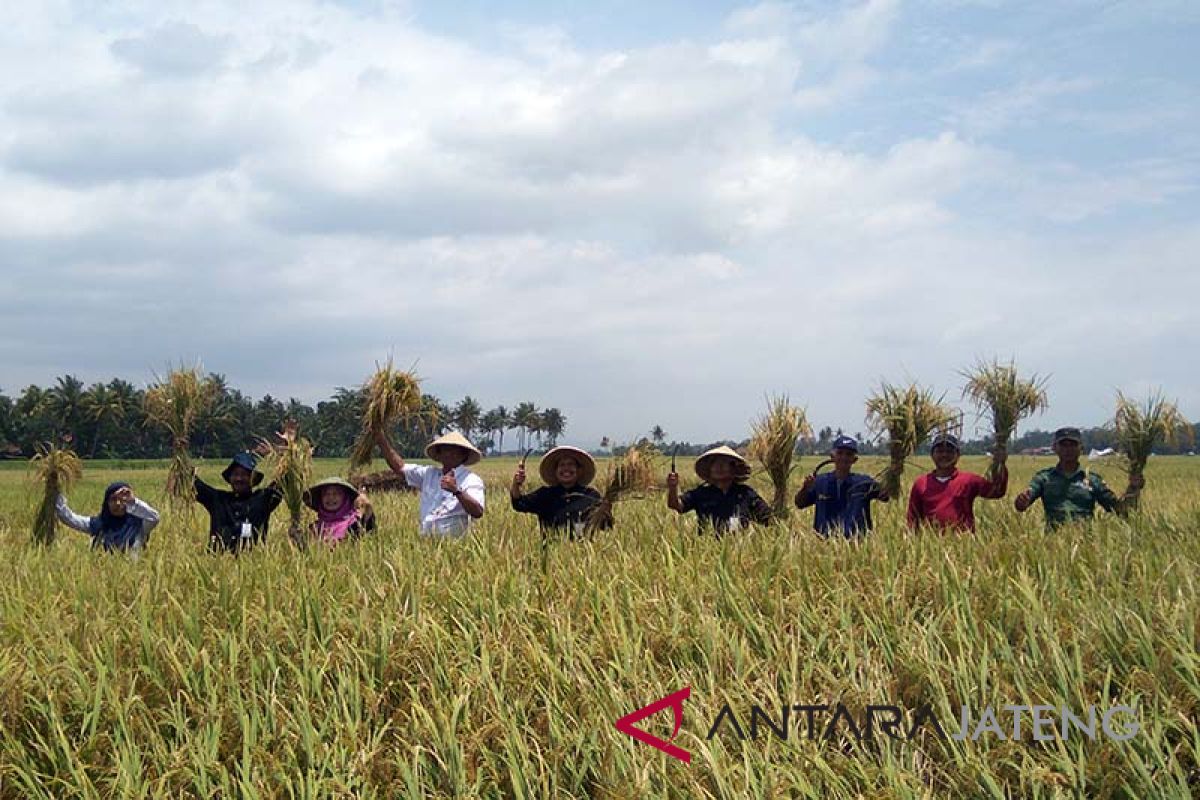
(614, 686, 691, 764)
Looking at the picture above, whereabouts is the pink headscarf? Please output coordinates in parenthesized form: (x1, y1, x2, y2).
(315, 489, 360, 543)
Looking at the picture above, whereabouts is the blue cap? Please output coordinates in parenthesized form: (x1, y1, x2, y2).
(930, 433, 961, 450)
(831, 435, 859, 453)
(222, 452, 264, 486)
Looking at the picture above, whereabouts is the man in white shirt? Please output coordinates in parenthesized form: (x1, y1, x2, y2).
(375, 428, 485, 537)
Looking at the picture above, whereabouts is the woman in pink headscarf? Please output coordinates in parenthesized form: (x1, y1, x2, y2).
(302, 477, 376, 545)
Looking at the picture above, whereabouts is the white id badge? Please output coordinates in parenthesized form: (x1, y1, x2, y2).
(240, 522, 253, 539)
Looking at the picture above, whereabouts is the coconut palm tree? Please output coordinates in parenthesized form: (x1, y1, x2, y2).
(453, 396, 482, 441)
(651, 425, 666, 447)
(480, 409, 504, 454)
(83, 382, 128, 457)
(540, 408, 566, 447)
(512, 402, 539, 452)
(46, 375, 86, 441)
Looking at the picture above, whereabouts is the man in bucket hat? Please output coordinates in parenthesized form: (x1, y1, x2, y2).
(667, 445, 772, 534)
(194, 448, 283, 553)
(795, 435, 890, 538)
(907, 433, 1008, 531)
(511, 445, 613, 540)
(376, 428, 485, 537)
(1015, 426, 1143, 529)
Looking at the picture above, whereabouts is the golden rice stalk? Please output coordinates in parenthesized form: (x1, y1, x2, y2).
(257, 427, 314, 528)
(1113, 391, 1193, 496)
(599, 443, 656, 503)
(30, 442, 83, 546)
(961, 358, 1049, 449)
(962, 358, 1049, 479)
(749, 394, 811, 519)
(350, 358, 424, 470)
(144, 365, 220, 508)
(866, 381, 956, 498)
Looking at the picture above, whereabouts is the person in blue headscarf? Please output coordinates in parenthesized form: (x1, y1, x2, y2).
(56, 481, 161, 554)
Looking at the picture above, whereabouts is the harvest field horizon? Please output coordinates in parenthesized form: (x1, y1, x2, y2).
(5, 0, 1199, 796)
(2, 454, 1199, 797)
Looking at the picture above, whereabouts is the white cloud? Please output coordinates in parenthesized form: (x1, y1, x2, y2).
(0, 1, 1196, 442)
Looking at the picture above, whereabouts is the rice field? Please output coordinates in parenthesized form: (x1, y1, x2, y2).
(0, 454, 1198, 798)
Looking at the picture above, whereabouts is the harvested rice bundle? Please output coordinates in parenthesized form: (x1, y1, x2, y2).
(962, 358, 1048, 478)
(349, 358, 424, 470)
(598, 443, 656, 504)
(1113, 391, 1193, 509)
(31, 441, 83, 546)
(748, 394, 810, 519)
(257, 421, 314, 542)
(865, 381, 956, 498)
(144, 366, 220, 508)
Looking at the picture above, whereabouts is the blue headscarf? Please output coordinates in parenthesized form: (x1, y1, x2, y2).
(88, 482, 145, 551)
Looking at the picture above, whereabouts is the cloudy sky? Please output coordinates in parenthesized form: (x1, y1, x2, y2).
(1, 0, 1197, 446)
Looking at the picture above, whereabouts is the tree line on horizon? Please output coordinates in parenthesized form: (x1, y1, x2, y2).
(0, 375, 566, 461)
(1, 375, 1196, 462)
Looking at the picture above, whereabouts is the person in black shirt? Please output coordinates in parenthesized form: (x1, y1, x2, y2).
(511, 446, 613, 540)
(667, 445, 772, 534)
(194, 451, 283, 553)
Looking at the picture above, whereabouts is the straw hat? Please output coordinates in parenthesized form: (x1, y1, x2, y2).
(302, 477, 360, 511)
(695, 445, 751, 483)
(538, 446, 597, 487)
(425, 431, 482, 466)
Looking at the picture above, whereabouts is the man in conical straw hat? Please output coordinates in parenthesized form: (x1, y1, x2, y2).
(375, 428, 485, 538)
(667, 445, 772, 534)
(511, 445, 613, 540)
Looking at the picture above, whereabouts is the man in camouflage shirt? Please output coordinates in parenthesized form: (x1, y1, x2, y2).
(1014, 427, 1143, 529)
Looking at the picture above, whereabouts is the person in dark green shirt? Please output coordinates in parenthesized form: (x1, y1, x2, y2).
(1014, 427, 1143, 529)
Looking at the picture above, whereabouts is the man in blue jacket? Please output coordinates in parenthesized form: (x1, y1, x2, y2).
(794, 435, 890, 538)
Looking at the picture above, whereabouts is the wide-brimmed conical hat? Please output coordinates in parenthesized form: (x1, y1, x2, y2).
(538, 446, 596, 487)
(694, 445, 751, 483)
(424, 431, 482, 466)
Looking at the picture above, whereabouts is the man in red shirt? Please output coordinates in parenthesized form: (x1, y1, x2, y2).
(907, 433, 1008, 531)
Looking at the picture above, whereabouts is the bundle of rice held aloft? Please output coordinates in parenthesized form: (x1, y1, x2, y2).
(961, 358, 1048, 479)
(1114, 391, 1193, 509)
(257, 421, 314, 543)
(144, 366, 220, 507)
(31, 442, 83, 546)
(865, 381, 956, 498)
(350, 358, 423, 470)
(749, 394, 810, 519)
(599, 443, 656, 503)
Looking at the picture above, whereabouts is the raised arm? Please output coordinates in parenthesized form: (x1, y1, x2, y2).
(666, 471, 684, 513)
(1014, 472, 1042, 513)
(795, 473, 816, 509)
(122, 488, 161, 535)
(55, 494, 94, 534)
(375, 429, 406, 475)
(981, 447, 1009, 499)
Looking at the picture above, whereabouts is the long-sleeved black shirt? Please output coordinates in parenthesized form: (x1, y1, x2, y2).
(194, 477, 283, 553)
(511, 484, 613, 538)
(680, 482, 772, 534)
